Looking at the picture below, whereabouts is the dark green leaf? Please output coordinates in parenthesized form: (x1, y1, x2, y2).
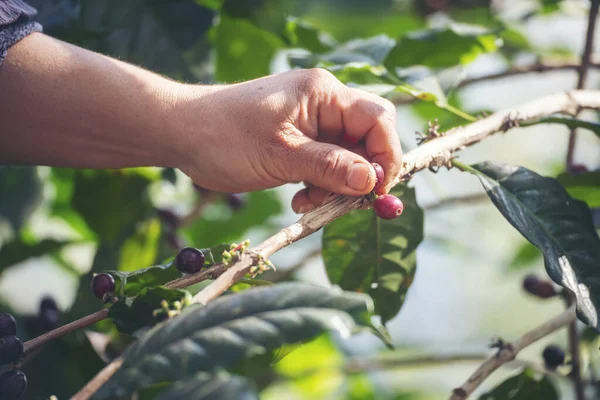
(469, 162, 600, 330)
(556, 172, 600, 208)
(479, 368, 558, 399)
(109, 286, 191, 334)
(322, 185, 424, 324)
(183, 190, 282, 247)
(71, 170, 155, 244)
(0, 239, 70, 272)
(108, 264, 181, 298)
(94, 283, 374, 398)
(0, 166, 42, 231)
(156, 371, 257, 400)
(384, 23, 497, 70)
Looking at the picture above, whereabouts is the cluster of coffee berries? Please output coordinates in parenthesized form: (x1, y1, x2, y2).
(24, 296, 60, 336)
(0, 313, 27, 399)
(371, 163, 404, 220)
(91, 273, 116, 303)
(522, 274, 559, 299)
(542, 344, 565, 370)
(175, 247, 206, 274)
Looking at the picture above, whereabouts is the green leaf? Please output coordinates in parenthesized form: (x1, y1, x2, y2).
(284, 18, 336, 53)
(214, 14, 284, 82)
(0, 239, 70, 273)
(93, 283, 374, 398)
(118, 219, 161, 272)
(479, 368, 558, 399)
(290, 35, 396, 69)
(0, 166, 42, 231)
(384, 23, 498, 70)
(196, 0, 223, 10)
(183, 190, 282, 247)
(71, 170, 155, 244)
(322, 185, 424, 324)
(467, 162, 600, 330)
(108, 264, 181, 298)
(156, 371, 257, 400)
(509, 240, 542, 270)
(109, 287, 191, 334)
(323, 62, 391, 85)
(556, 172, 600, 208)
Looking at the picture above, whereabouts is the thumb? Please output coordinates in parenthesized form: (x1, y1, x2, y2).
(291, 140, 376, 196)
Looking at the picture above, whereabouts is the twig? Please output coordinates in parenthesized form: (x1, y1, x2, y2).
(566, 0, 599, 169)
(565, 293, 586, 400)
(457, 59, 600, 88)
(449, 305, 577, 400)
(422, 193, 489, 210)
(392, 59, 600, 105)
(72, 89, 600, 398)
(23, 309, 109, 355)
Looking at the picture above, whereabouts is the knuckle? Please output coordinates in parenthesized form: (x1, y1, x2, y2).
(297, 68, 335, 93)
(317, 148, 344, 180)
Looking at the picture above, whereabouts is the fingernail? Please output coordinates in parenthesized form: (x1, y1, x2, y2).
(346, 163, 372, 191)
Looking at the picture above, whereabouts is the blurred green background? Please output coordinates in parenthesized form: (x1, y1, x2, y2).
(0, 0, 599, 399)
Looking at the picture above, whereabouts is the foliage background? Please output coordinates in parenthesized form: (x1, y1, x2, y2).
(0, 0, 598, 399)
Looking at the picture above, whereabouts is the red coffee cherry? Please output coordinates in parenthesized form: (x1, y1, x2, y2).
(374, 195, 404, 219)
(372, 163, 384, 192)
(175, 247, 205, 274)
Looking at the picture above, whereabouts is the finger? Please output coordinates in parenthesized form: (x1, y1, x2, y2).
(291, 188, 316, 214)
(290, 138, 376, 196)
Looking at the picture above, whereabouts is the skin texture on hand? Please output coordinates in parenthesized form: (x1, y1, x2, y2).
(0, 33, 402, 213)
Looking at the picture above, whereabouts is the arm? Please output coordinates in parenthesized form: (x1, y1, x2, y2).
(0, 32, 184, 170)
(0, 33, 402, 211)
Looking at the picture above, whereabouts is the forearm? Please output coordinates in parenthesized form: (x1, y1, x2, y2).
(0, 32, 198, 169)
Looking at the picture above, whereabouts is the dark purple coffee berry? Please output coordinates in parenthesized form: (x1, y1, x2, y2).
(175, 247, 205, 274)
(40, 296, 58, 312)
(226, 193, 245, 211)
(0, 314, 17, 337)
(91, 273, 115, 301)
(0, 370, 27, 399)
(0, 336, 23, 365)
(372, 163, 384, 192)
(542, 344, 565, 370)
(522, 274, 557, 299)
(374, 195, 404, 220)
(157, 209, 180, 229)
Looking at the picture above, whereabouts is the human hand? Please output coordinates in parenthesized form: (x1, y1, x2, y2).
(173, 68, 402, 213)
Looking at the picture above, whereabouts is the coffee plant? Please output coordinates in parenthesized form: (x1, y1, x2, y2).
(0, 0, 599, 399)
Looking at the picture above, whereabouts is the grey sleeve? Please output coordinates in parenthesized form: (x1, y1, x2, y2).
(0, 0, 43, 65)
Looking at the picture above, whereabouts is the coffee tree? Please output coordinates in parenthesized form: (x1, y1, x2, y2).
(0, 0, 599, 399)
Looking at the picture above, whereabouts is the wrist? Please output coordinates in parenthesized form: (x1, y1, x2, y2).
(165, 83, 223, 173)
